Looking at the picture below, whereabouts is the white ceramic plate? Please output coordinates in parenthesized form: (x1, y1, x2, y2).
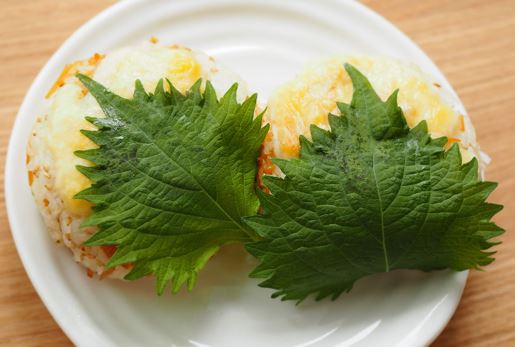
(6, 0, 468, 346)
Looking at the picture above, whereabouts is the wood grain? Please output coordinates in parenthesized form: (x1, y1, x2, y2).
(0, 1, 513, 346)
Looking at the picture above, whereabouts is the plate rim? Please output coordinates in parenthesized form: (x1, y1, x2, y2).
(5, 0, 467, 346)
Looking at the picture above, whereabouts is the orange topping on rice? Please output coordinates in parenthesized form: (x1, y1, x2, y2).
(101, 245, 118, 258)
(28, 171, 34, 186)
(46, 64, 76, 98)
(257, 148, 275, 193)
(445, 137, 462, 150)
(149, 36, 159, 44)
(46, 53, 105, 98)
(459, 115, 465, 132)
(87, 53, 104, 65)
(447, 137, 461, 144)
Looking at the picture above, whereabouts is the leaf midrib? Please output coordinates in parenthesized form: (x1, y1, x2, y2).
(123, 101, 255, 241)
(372, 149, 390, 272)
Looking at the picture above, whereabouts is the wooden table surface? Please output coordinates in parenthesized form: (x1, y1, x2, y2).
(1, 1, 514, 346)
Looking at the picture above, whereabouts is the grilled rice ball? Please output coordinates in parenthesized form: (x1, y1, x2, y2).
(27, 42, 249, 279)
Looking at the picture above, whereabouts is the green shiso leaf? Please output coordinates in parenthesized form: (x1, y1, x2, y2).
(75, 75, 268, 294)
(244, 63, 503, 302)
